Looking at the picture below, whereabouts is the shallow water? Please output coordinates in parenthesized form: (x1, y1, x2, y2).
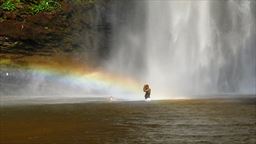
(1, 99, 256, 144)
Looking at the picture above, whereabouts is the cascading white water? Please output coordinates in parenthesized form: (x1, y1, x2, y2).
(107, 0, 256, 99)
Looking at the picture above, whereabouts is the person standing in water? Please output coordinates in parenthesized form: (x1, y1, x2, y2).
(143, 84, 151, 100)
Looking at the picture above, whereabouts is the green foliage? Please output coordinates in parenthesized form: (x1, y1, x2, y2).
(1, 0, 17, 11)
(30, 0, 61, 14)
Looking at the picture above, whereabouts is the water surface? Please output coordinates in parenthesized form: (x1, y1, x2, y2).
(1, 99, 255, 143)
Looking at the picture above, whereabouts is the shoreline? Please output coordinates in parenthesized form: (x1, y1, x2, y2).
(1, 96, 255, 107)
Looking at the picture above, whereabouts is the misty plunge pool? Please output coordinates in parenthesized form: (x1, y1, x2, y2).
(0, 99, 255, 144)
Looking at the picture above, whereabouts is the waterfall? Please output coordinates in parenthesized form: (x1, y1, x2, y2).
(107, 0, 256, 98)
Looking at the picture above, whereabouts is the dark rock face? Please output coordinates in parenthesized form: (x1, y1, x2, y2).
(0, 0, 114, 66)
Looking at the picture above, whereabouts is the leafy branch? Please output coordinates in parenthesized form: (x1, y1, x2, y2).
(30, 0, 61, 14)
(1, 0, 18, 11)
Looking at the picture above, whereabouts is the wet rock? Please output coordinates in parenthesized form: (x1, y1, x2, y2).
(5, 12, 16, 20)
(0, 0, 113, 66)
(0, 9, 3, 17)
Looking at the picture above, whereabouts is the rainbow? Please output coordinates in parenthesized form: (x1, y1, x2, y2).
(2, 63, 142, 100)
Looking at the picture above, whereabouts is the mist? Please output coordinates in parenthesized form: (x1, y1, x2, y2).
(106, 0, 256, 98)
